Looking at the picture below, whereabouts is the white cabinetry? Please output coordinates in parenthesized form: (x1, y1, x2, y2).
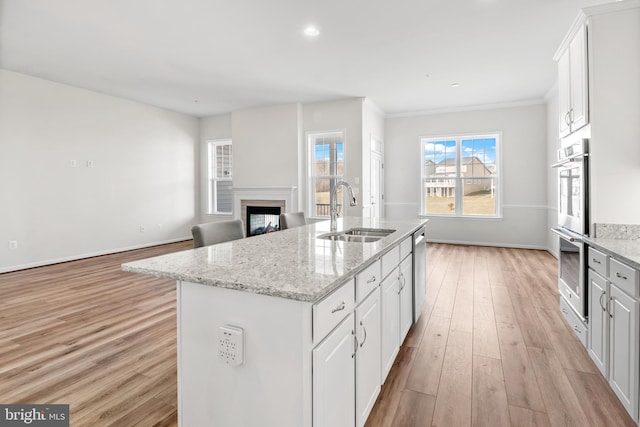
(556, 24, 589, 138)
(586, 247, 639, 421)
(314, 259, 384, 427)
(313, 312, 356, 427)
(355, 288, 381, 427)
(380, 237, 413, 382)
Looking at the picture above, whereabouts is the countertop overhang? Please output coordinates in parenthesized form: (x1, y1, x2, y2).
(122, 217, 428, 303)
(583, 236, 640, 270)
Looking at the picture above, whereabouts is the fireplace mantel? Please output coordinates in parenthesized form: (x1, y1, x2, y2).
(232, 186, 298, 220)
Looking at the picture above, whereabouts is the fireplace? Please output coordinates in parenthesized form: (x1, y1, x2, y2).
(240, 199, 286, 237)
(246, 205, 281, 236)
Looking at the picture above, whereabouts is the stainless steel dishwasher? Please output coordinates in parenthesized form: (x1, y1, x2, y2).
(412, 225, 427, 322)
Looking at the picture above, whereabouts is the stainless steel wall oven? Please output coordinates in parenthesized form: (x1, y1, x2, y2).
(552, 138, 589, 321)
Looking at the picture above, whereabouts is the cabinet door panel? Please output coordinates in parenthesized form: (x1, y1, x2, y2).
(558, 49, 572, 138)
(587, 270, 608, 376)
(313, 313, 355, 427)
(356, 289, 381, 427)
(381, 271, 400, 381)
(399, 256, 413, 342)
(609, 284, 639, 420)
(569, 26, 588, 131)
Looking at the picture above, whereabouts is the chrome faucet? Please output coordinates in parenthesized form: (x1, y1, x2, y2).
(330, 180, 357, 232)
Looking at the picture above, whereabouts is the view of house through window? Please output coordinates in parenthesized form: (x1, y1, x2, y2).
(308, 131, 344, 217)
(208, 140, 233, 214)
(421, 134, 499, 217)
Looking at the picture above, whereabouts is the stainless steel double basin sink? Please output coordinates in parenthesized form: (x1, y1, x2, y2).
(317, 228, 396, 243)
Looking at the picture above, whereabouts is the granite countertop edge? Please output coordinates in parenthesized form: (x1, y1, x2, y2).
(122, 217, 428, 304)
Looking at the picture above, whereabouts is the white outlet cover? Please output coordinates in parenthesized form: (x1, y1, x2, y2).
(218, 325, 243, 366)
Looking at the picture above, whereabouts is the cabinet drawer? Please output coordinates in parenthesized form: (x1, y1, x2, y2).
(313, 280, 355, 343)
(610, 258, 638, 298)
(588, 247, 608, 277)
(381, 246, 400, 280)
(356, 259, 381, 303)
(559, 296, 587, 348)
(400, 236, 412, 261)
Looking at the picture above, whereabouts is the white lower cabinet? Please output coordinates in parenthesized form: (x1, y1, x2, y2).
(313, 286, 382, 427)
(380, 268, 400, 380)
(586, 250, 639, 422)
(399, 255, 413, 342)
(608, 284, 638, 418)
(313, 312, 356, 427)
(355, 288, 381, 427)
(588, 269, 608, 376)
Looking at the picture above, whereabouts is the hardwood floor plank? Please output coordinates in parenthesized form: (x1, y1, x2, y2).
(535, 306, 595, 374)
(366, 346, 417, 427)
(405, 315, 450, 396)
(509, 295, 552, 350)
(492, 285, 517, 325)
(472, 355, 510, 427)
(564, 369, 636, 427)
(527, 346, 590, 426)
(508, 405, 551, 427)
(496, 322, 546, 412)
(389, 389, 435, 427)
(431, 329, 473, 427)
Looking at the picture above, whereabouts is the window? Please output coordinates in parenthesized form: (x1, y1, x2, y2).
(308, 131, 345, 218)
(421, 134, 500, 217)
(208, 140, 233, 214)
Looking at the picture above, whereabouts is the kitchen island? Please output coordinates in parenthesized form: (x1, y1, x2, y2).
(122, 217, 428, 427)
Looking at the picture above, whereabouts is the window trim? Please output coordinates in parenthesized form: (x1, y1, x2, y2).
(419, 132, 502, 219)
(307, 129, 347, 220)
(207, 139, 233, 215)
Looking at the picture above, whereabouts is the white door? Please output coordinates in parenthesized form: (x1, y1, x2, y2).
(356, 288, 381, 427)
(557, 48, 572, 138)
(313, 313, 356, 427)
(380, 270, 400, 381)
(609, 284, 639, 420)
(587, 270, 608, 376)
(399, 255, 413, 341)
(569, 25, 588, 132)
(370, 136, 383, 218)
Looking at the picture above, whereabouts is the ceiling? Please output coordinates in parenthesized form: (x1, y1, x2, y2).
(0, 0, 608, 118)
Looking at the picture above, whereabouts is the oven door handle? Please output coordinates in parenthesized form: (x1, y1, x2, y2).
(551, 154, 587, 168)
(551, 228, 583, 243)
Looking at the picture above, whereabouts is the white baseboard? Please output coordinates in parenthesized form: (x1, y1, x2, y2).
(0, 237, 192, 274)
(426, 238, 548, 251)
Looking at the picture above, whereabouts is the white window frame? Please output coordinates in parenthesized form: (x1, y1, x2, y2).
(420, 133, 501, 219)
(307, 130, 346, 219)
(207, 139, 233, 215)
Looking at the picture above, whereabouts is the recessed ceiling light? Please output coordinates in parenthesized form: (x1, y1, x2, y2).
(303, 26, 320, 37)
(451, 83, 461, 88)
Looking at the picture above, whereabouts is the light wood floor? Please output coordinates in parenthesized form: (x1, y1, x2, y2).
(0, 242, 635, 426)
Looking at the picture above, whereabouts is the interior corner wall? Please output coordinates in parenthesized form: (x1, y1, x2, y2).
(384, 103, 548, 249)
(546, 90, 560, 257)
(199, 113, 232, 223)
(231, 104, 300, 188)
(301, 98, 364, 218)
(0, 70, 199, 272)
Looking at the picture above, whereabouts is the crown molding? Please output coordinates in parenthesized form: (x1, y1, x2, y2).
(386, 98, 545, 119)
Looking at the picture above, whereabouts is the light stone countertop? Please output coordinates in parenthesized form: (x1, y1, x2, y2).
(584, 237, 640, 270)
(122, 217, 428, 303)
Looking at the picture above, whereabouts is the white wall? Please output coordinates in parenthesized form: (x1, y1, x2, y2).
(385, 103, 548, 248)
(302, 98, 364, 218)
(546, 88, 560, 257)
(232, 103, 300, 188)
(0, 70, 199, 272)
(199, 113, 232, 223)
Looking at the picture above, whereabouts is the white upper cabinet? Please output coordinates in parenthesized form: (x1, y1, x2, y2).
(556, 23, 589, 138)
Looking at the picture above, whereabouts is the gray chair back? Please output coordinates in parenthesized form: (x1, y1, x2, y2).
(279, 212, 306, 230)
(191, 219, 245, 248)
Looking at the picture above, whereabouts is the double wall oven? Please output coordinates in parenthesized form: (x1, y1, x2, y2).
(552, 138, 589, 321)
